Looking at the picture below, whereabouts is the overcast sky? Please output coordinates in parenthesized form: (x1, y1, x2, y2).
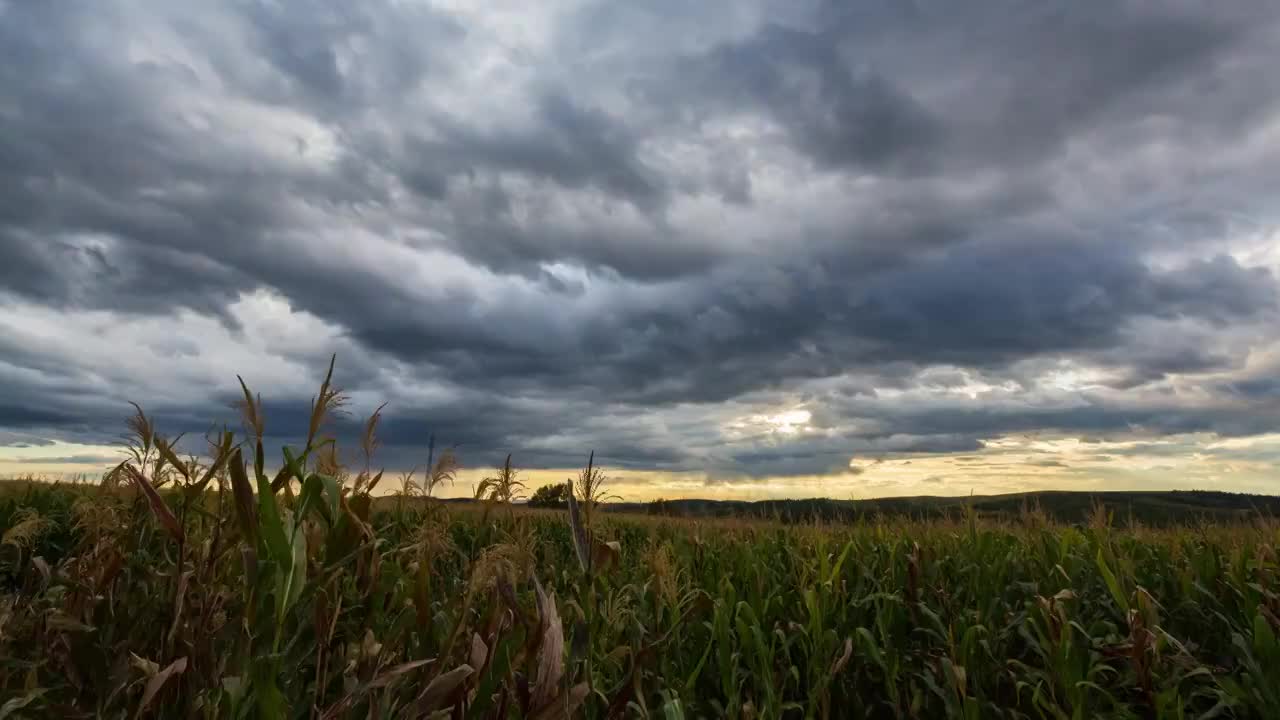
(2, 0, 1279, 499)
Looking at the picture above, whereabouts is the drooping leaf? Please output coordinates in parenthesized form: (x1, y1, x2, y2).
(130, 653, 160, 677)
(368, 659, 435, 689)
(123, 464, 184, 543)
(591, 538, 621, 575)
(296, 473, 323, 526)
(529, 682, 590, 720)
(273, 445, 305, 495)
(414, 664, 473, 714)
(235, 375, 264, 441)
(30, 556, 50, 591)
(530, 576, 565, 712)
(470, 633, 488, 672)
(0, 689, 46, 720)
(856, 627, 885, 670)
(830, 636, 854, 675)
(192, 430, 235, 492)
(227, 449, 258, 545)
(134, 656, 187, 719)
(155, 436, 190, 483)
(312, 473, 342, 526)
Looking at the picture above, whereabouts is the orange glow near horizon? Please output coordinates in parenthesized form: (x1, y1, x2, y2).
(4, 433, 1278, 501)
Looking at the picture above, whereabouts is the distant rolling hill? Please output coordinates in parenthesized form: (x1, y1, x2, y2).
(4, 479, 1274, 526)
(604, 490, 1280, 526)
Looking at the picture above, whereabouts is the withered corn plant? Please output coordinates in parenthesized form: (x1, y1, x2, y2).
(0, 359, 588, 719)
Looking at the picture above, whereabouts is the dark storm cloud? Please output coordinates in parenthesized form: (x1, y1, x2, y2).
(407, 93, 667, 208)
(1222, 378, 1280, 400)
(640, 1, 1263, 175)
(847, 241, 1276, 365)
(515, 241, 1276, 408)
(2, 0, 1280, 478)
(686, 23, 941, 172)
(865, 391, 1276, 440)
(0, 404, 79, 428)
(826, 1, 1262, 163)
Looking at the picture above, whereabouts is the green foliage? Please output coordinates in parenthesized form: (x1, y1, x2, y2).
(528, 483, 570, 509)
(3, 482, 1280, 719)
(610, 493, 1280, 526)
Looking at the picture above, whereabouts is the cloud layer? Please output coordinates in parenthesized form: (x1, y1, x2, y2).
(2, 0, 1279, 493)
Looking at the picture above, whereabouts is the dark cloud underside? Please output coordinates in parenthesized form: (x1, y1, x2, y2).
(1, 0, 1279, 480)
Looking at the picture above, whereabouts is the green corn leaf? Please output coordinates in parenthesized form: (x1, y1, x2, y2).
(252, 658, 286, 719)
(305, 473, 341, 527)
(256, 464, 291, 568)
(828, 540, 854, 585)
(916, 604, 948, 641)
(856, 627, 885, 670)
(685, 636, 715, 692)
(296, 472, 340, 528)
(283, 444, 303, 474)
(661, 695, 686, 720)
(1253, 611, 1277, 658)
(275, 513, 307, 619)
(295, 474, 321, 527)
(1095, 547, 1129, 615)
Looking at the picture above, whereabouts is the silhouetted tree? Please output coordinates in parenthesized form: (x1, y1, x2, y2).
(528, 483, 569, 508)
(646, 498, 679, 516)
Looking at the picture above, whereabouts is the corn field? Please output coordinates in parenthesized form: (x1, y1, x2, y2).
(1, 365, 1278, 718)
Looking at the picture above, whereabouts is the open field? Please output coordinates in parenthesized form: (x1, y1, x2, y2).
(6, 477, 1280, 527)
(621, 491, 1280, 527)
(3, 475, 1279, 719)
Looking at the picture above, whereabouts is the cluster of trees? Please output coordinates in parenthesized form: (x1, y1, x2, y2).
(527, 482, 570, 508)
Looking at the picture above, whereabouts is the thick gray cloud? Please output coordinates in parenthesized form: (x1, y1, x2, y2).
(2, 0, 1279, 482)
(10, 454, 121, 466)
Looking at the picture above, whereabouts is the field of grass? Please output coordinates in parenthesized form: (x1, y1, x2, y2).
(2, 366, 1278, 718)
(3, 483, 1280, 718)
(626, 490, 1280, 527)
